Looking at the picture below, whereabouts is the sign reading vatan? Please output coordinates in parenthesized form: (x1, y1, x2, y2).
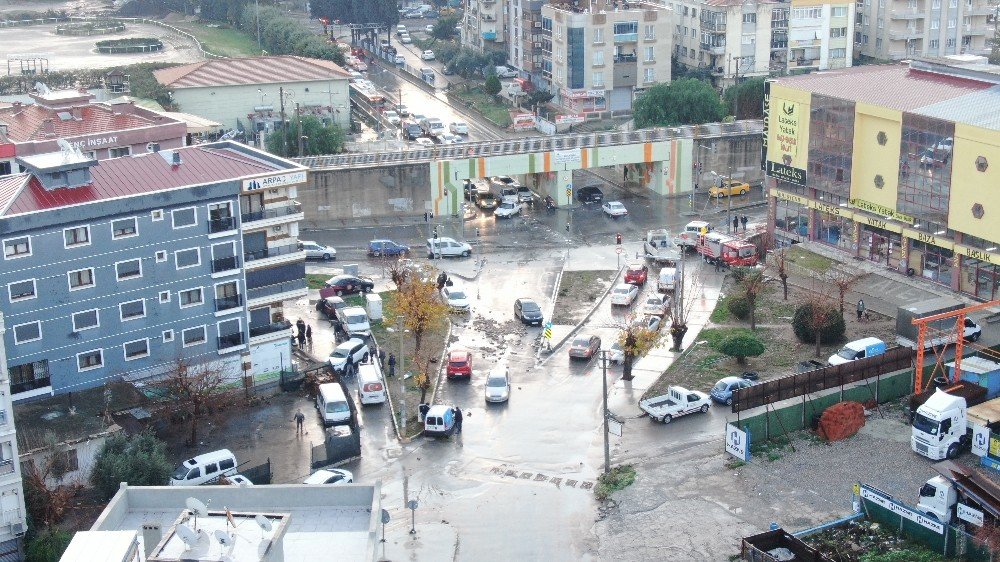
(243, 170, 307, 191)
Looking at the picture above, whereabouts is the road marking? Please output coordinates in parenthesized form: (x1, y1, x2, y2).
(489, 465, 595, 491)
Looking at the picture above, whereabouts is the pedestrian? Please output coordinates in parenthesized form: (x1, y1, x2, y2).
(857, 299, 866, 322)
(297, 328, 306, 347)
(388, 353, 396, 377)
(296, 318, 306, 338)
(454, 407, 463, 435)
(733, 215, 739, 232)
(741, 215, 748, 232)
(379, 348, 386, 368)
(419, 403, 430, 421)
(294, 409, 305, 436)
(715, 257, 721, 273)
(305, 324, 312, 344)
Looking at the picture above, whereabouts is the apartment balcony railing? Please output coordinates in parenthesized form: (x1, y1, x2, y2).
(614, 53, 637, 62)
(214, 294, 243, 312)
(240, 202, 301, 224)
(249, 320, 293, 338)
(211, 256, 240, 273)
(246, 279, 308, 301)
(888, 28, 924, 39)
(217, 332, 245, 350)
(701, 20, 726, 32)
(0, 460, 15, 476)
(244, 244, 300, 263)
(11, 376, 50, 395)
(208, 216, 236, 234)
(614, 32, 638, 43)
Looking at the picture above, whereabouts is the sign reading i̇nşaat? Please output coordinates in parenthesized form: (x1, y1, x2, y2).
(764, 85, 809, 187)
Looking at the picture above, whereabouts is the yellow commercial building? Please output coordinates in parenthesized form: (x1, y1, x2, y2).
(763, 57, 1000, 301)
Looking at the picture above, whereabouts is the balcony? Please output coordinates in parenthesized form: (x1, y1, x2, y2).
(0, 461, 13, 476)
(771, 19, 788, 29)
(214, 294, 243, 312)
(249, 320, 293, 340)
(246, 278, 308, 304)
(965, 25, 989, 35)
(217, 332, 246, 351)
(701, 20, 726, 33)
(966, 6, 994, 15)
(700, 42, 727, 55)
(11, 376, 50, 396)
(240, 202, 303, 227)
(888, 28, 924, 40)
(890, 9, 926, 19)
(614, 53, 637, 63)
(614, 32, 638, 43)
(788, 58, 819, 69)
(208, 216, 236, 234)
(243, 244, 304, 270)
(211, 255, 240, 274)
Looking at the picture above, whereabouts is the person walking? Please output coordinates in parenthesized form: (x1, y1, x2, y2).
(294, 409, 305, 436)
(305, 325, 312, 345)
(297, 328, 306, 348)
(387, 353, 396, 377)
(296, 318, 306, 338)
(454, 407, 463, 435)
(741, 215, 748, 232)
(379, 348, 386, 368)
(732, 215, 739, 233)
(857, 299, 866, 322)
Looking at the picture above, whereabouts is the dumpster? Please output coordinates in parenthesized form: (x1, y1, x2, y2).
(365, 293, 383, 321)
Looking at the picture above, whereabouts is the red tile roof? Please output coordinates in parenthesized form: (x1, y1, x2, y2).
(1, 145, 298, 217)
(0, 103, 165, 143)
(0, 174, 30, 216)
(773, 64, 993, 111)
(154, 55, 352, 89)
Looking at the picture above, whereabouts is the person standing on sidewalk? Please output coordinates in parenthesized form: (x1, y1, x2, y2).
(388, 354, 396, 377)
(732, 215, 739, 232)
(454, 407, 463, 435)
(857, 299, 866, 322)
(294, 409, 305, 436)
(741, 215, 748, 232)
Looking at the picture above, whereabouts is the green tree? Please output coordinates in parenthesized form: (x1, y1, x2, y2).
(723, 78, 766, 120)
(433, 15, 460, 40)
(484, 74, 502, 98)
(90, 431, 172, 501)
(240, 6, 345, 65)
(617, 322, 663, 381)
(732, 267, 769, 330)
(266, 115, 346, 157)
(717, 333, 765, 365)
(525, 89, 554, 112)
(792, 298, 846, 357)
(633, 79, 725, 128)
(25, 530, 73, 562)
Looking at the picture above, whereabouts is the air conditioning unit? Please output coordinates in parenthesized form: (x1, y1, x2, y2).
(10, 522, 24, 536)
(534, 21, 542, 27)
(269, 188, 279, 194)
(534, 42, 542, 47)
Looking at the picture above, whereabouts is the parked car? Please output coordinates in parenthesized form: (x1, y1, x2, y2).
(568, 334, 601, 359)
(427, 237, 473, 258)
(447, 350, 473, 379)
(624, 263, 648, 286)
(489, 175, 521, 190)
(639, 386, 711, 424)
(396, 104, 411, 116)
(709, 180, 750, 198)
(438, 133, 462, 145)
(450, 121, 469, 135)
(325, 274, 375, 295)
(642, 293, 670, 317)
(424, 24, 434, 32)
(421, 50, 435, 60)
(316, 296, 347, 319)
(337, 306, 372, 336)
(475, 191, 498, 210)
(610, 283, 639, 306)
(368, 239, 410, 257)
(299, 240, 337, 260)
(441, 284, 471, 312)
(495, 66, 517, 78)
(608, 342, 624, 365)
(485, 368, 511, 403)
(494, 200, 522, 218)
(394, 54, 406, 65)
(632, 314, 662, 332)
(384, 110, 401, 125)
(223, 474, 254, 487)
(400, 33, 412, 43)
(710, 376, 754, 406)
(442, 65, 455, 75)
(577, 185, 604, 203)
(414, 137, 434, 147)
(303, 468, 354, 485)
(516, 186, 534, 203)
(602, 201, 628, 218)
(328, 338, 371, 374)
(514, 298, 544, 325)
(396, 24, 407, 34)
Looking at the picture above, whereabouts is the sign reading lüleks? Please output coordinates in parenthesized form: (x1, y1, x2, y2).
(243, 171, 307, 191)
(764, 87, 808, 187)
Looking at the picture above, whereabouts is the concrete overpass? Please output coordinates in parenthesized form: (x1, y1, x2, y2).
(295, 120, 764, 224)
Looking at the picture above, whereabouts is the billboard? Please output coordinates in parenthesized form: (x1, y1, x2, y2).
(764, 84, 809, 187)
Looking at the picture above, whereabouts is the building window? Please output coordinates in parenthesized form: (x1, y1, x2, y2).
(63, 226, 90, 248)
(593, 50, 604, 65)
(163, 330, 174, 343)
(159, 290, 171, 303)
(863, 34, 869, 44)
(593, 28, 603, 43)
(908, 0, 917, 6)
(183, 326, 207, 347)
(832, 6, 848, 16)
(155, 250, 167, 262)
(218, 318, 243, 349)
(13, 322, 41, 344)
(791, 7, 823, 18)
(4, 236, 31, 259)
(72, 309, 100, 331)
(644, 68, 655, 83)
(151, 209, 163, 221)
(742, 13, 756, 23)
(830, 48, 847, 58)
(123, 339, 150, 360)
(932, 0, 940, 7)
(876, 38, 882, 49)
(948, 18, 956, 28)
(878, 18, 884, 28)
(593, 71, 605, 87)
(77, 349, 104, 371)
(964, 16, 972, 25)
(175, 248, 201, 269)
(115, 259, 142, 280)
(53, 449, 79, 472)
(930, 38, 940, 48)
(947, 38, 956, 47)
(692, 8, 697, 17)
(742, 33, 755, 44)
(120, 299, 146, 321)
(171, 207, 197, 229)
(831, 27, 847, 38)
(109, 147, 131, 158)
(645, 46, 654, 61)
(179, 288, 204, 308)
(112, 217, 138, 239)
(68, 268, 95, 290)
(644, 24, 655, 39)
(8, 279, 36, 302)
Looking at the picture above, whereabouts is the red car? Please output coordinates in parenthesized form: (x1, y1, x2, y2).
(624, 263, 649, 286)
(446, 351, 472, 379)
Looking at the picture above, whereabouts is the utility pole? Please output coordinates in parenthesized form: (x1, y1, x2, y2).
(279, 87, 287, 157)
(600, 349, 610, 474)
(254, 0, 262, 52)
(296, 102, 304, 157)
(397, 315, 407, 435)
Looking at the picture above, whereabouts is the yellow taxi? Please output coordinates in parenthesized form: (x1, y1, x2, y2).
(709, 180, 751, 198)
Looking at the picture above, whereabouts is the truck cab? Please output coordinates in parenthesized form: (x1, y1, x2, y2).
(918, 475, 959, 522)
(912, 389, 968, 460)
(644, 229, 681, 264)
(674, 221, 712, 249)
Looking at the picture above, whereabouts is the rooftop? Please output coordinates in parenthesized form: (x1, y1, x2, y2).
(0, 101, 180, 143)
(154, 55, 352, 89)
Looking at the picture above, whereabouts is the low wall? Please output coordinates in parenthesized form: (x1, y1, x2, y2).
(302, 164, 433, 224)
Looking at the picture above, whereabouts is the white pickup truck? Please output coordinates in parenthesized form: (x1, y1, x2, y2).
(644, 229, 681, 264)
(639, 386, 711, 424)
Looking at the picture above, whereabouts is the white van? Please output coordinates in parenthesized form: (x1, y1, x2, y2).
(170, 449, 238, 486)
(657, 267, 677, 292)
(338, 306, 371, 336)
(357, 363, 387, 405)
(642, 293, 670, 317)
(317, 382, 352, 426)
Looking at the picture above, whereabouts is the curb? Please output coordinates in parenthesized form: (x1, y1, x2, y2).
(545, 265, 626, 356)
(429, 319, 455, 408)
(382, 318, 455, 443)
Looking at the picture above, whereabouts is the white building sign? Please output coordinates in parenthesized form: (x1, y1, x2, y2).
(958, 503, 985, 527)
(243, 170, 307, 191)
(973, 424, 989, 457)
(859, 485, 944, 534)
(554, 149, 581, 164)
(725, 423, 750, 462)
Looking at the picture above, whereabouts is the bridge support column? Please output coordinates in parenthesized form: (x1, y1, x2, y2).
(536, 169, 574, 206)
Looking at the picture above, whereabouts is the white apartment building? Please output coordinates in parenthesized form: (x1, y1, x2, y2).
(787, 0, 855, 72)
(853, 0, 993, 59)
(541, 1, 675, 114)
(462, 0, 504, 53)
(0, 316, 27, 559)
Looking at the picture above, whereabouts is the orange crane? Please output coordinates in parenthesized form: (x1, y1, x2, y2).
(912, 299, 1000, 392)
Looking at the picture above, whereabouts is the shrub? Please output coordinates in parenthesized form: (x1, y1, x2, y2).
(25, 530, 72, 562)
(717, 333, 765, 364)
(792, 302, 846, 344)
(595, 464, 636, 501)
(726, 292, 751, 320)
(90, 431, 172, 501)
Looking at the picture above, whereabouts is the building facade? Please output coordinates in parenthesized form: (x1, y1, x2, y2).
(0, 316, 27, 558)
(852, 0, 993, 61)
(540, 1, 674, 114)
(0, 142, 307, 402)
(763, 57, 1000, 301)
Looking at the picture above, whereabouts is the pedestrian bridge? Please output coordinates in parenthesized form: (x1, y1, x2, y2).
(294, 121, 763, 223)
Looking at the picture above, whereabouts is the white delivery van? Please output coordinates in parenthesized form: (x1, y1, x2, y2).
(657, 267, 677, 292)
(357, 362, 387, 405)
(170, 449, 238, 486)
(317, 382, 352, 426)
(827, 337, 887, 366)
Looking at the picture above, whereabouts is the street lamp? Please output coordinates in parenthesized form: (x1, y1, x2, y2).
(599, 349, 611, 474)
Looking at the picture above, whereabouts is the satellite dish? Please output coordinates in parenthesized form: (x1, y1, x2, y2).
(175, 525, 201, 549)
(34, 82, 50, 95)
(186, 497, 209, 517)
(255, 515, 273, 532)
(214, 530, 232, 546)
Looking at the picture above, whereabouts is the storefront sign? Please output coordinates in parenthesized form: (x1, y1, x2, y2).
(511, 113, 537, 131)
(764, 91, 808, 186)
(586, 89, 606, 98)
(810, 200, 852, 220)
(955, 243, 1000, 266)
(859, 484, 944, 534)
(760, 81, 770, 171)
(70, 135, 119, 148)
(556, 114, 585, 125)
(859, 215, 903, 234)
(242, 170, 307, 191)
(847, 198, 914, 224)
(902, 228, 954, 251)
(773, 189, 808, 206)
(725, 423, 750, 462)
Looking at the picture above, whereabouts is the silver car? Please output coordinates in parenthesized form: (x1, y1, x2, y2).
(485, 369, 511, 403)
(299, 240, 337, 261)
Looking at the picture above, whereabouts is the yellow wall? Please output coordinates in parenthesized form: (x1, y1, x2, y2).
(950, 123, 1000, 242)
(850, 102, 903, 210)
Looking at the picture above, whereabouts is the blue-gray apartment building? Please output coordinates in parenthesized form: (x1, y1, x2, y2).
(0, 141, 308, 401)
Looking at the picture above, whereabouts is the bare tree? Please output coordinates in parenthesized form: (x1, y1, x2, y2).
(669, 269, 704, 351)
(23, 440, 82, 527)
(773, 247, 790, 300)
(824, 268, 866, 315)
(732, 266, 769, 331)
(155, 358, 239, 447)
(801, 290, 839, 358)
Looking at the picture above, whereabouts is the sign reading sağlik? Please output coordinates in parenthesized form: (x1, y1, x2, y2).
(242, 171, 307, 191)
(765, 90, 808, 187)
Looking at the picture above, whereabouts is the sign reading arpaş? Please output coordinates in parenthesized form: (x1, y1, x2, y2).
(242, 171, 307, 191)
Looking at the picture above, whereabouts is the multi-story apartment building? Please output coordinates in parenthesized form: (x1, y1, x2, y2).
(853, 0, 992, 60)
(540, 1, 674, 114)
(461, 0, 505, 54)
(787, 0, 855, 72)
(0, 141, 307, 402)
(0, 316, 27, 559)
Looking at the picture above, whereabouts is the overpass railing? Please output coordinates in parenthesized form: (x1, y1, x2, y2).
(295, 120, 763, 170)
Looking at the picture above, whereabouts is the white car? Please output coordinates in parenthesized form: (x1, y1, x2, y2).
(632, 314, 662, 332)
(516, 186, 534, 203)
(494, 200, 522, 218)
(495, 66, 518, 79)
(396, 104, 411, 116)
(394, 54, 405, 65)
(421, 50, 435, 60)
(299, 240, 337, 261)
(438, 133, 462, 145)
(463, 203, 477, 220)
(414, 137, 434, 147)
(384, 110, 401, 125)
(485, 369, 511, 403)
(427, 236, 473, 258)
(608, 342, 625, 365)
(610, 283, 639, 306)
(224, 474, 254, 487)
(424, 24, 434, 33)
(450, 121, 469, 135)
(602, 201, 629, 218)
(328, 337, 370, 373)
(303, 468, 354, 485)
(442, 284, 471, 312)
(400, 33, 412, 43)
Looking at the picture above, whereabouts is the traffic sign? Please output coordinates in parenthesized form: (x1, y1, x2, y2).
(565, 188, 572, 198)
(616, 246, 624, 255)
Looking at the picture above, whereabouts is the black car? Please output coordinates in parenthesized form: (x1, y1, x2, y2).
(325, 274, 375, 296)
(442, 65, 455, 76)
(577, 185, 604, 203)
(514, 298, 544, 326)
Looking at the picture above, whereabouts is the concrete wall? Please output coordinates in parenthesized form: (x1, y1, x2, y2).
(21, 432, 111, 488)
(300, 165, 433, 225)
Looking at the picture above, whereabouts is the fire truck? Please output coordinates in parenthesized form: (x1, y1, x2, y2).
(694, 231, 760, 267)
